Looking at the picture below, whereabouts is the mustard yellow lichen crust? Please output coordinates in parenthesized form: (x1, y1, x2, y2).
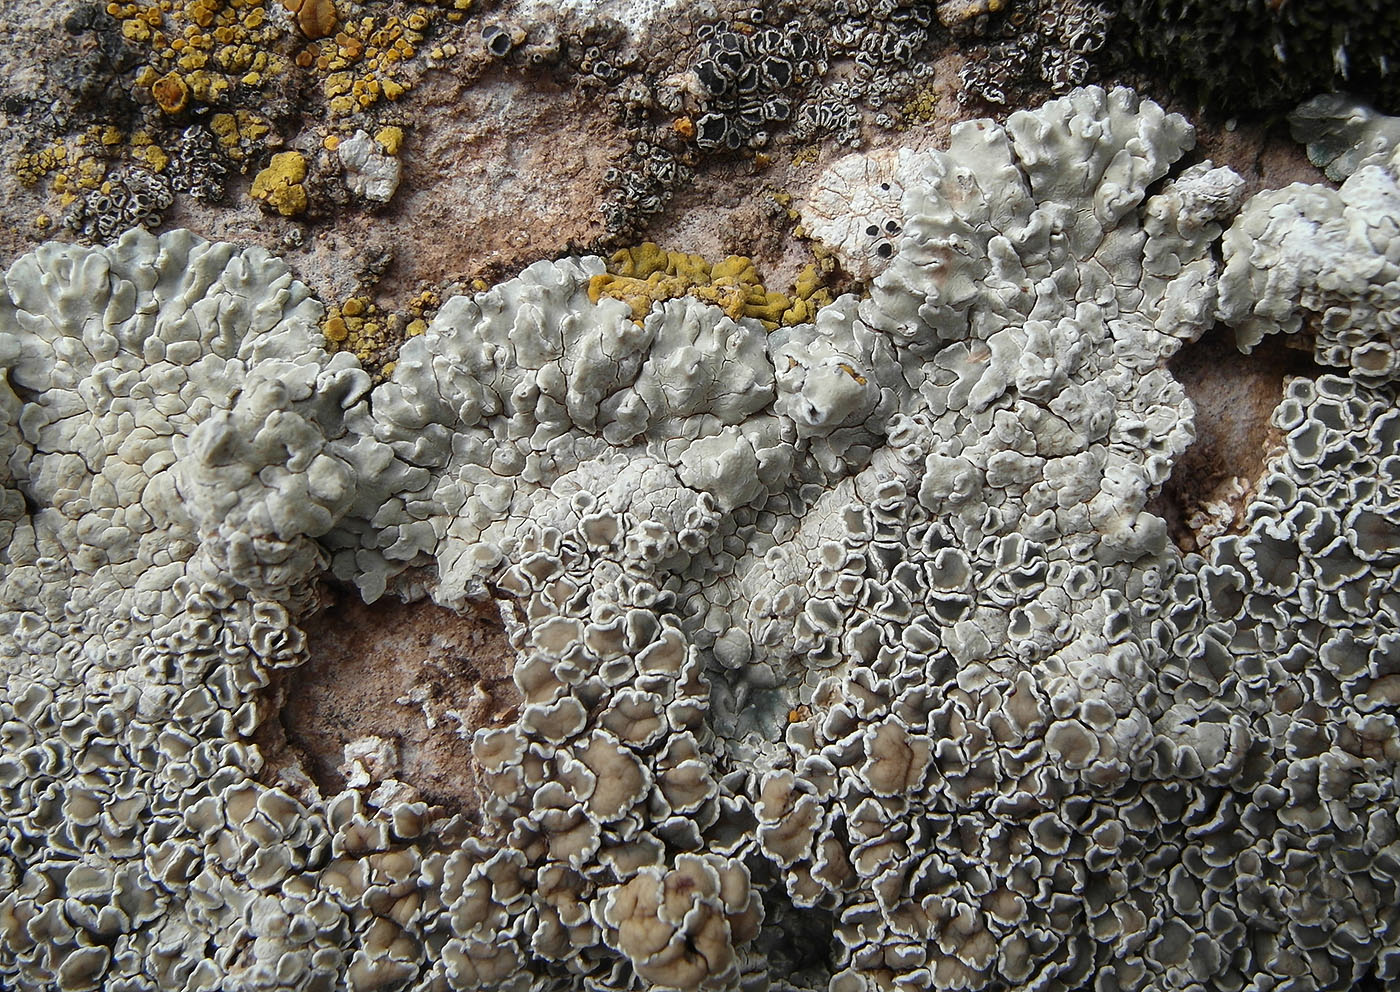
(250, 150, 308, 215)
(280, 0, 337, 39)
(13, 128, 172, 211)
(373, 125, 404, 155)
(588, 242, 836, 331)
(300, 11, 433, 114)
(209, 109, 271, 162)
(105, 0, 286, 109)
(899, 80, 941, 127)
(96, 0, 455, 150)
(322, 288, 440, 376)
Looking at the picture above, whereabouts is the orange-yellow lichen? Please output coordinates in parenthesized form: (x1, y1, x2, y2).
(11, 124, 176, 207)
(250, 150, 308, 215)
(321, 294, 407, 375)
(302, 8, 430, 115)
(936, 0, 1004, 22)
(320, 286, 441, 374)
(590, 243, 836, 331)
(673, 116, 696, 140)
(373, 126, 403, 155)
(151, 72, 190, 113)
(141, 145, 171, 171)
(281, 0, 337, 39)
(106, 0, 289, 118)
(13, 140, 70, 186)
(324, 315, 349, 341)
(208, 109, 270, 161)
(899, 82, 940, 128)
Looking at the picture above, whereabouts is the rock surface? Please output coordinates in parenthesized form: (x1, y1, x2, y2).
(1, 2, 1399, 991)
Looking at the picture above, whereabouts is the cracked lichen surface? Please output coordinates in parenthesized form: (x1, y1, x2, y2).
(2, 85, 1400, 992)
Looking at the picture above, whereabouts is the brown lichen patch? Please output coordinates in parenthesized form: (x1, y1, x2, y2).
(262, 583, 519, 817)
(1155, 322, 1320, 551)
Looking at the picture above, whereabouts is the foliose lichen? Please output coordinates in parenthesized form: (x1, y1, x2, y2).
(2, 85, 1400, 992)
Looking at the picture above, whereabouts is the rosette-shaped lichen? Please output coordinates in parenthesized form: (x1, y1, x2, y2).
(0, 230, 372, 991)
(3, 86, 1400, 992)
(1220, 97, 1400, 385)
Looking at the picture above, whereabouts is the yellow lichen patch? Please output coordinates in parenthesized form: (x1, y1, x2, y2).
(322, 296, 376, 354)
(302, 9, 433, 116)
(407, 289, 439, 321)
(151, 71, 190, 113)
(321, 289, 440, 376)
(105, 0, 288, 114)
(142, 145, 171, 171)
(935, 0, 1003, 22)
(324, 315, 349, 342)
(209, 109, 271, 161)
(591, 243, 837, 332)
(374, 126, 403, 155)
(13, 140, 71, 186)
(250, 150, 308, 215)
(13, 125, 175, 205)
(899, 82, 940, 128)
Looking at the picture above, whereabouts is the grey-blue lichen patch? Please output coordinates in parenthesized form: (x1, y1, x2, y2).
(1219, 106, 1400, 382)
(1290, 94, 1400, 183)
(2, 86, 1400, 992)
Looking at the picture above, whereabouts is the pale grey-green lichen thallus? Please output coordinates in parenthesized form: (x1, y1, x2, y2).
(1, 86, 1399, 992)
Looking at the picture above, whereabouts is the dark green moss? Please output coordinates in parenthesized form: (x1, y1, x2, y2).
(1115, 0, 1400, 114)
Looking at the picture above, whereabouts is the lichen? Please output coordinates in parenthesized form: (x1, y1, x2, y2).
(251, 148, 309, 215)
(106, 0, 288, 107)
(3, 85, 1400, 992)
(590, 242, 836, 330)
(1117, 0, 1400, 113)
(338, 129, 403, 204)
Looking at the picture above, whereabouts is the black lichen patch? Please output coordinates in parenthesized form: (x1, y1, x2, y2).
(53, 2, 147, 124)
